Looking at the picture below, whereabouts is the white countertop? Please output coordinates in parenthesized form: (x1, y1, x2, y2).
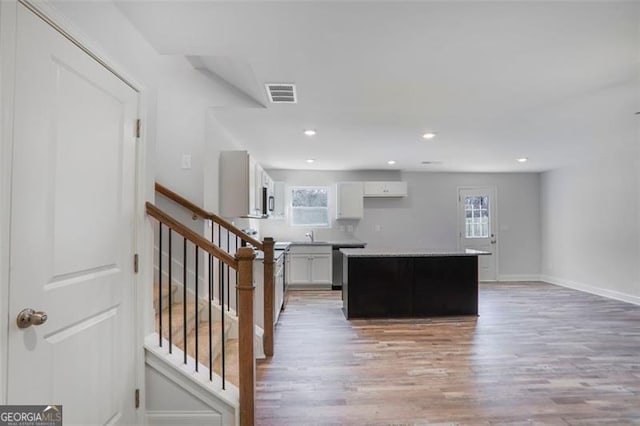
(254, 248, 286, 260)
(340, 248, 490, 257)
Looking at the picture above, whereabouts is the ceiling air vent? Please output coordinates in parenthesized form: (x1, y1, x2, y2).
(265, 83, 297, 103)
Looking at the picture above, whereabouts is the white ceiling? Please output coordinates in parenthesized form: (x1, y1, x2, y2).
(116, 1, 639, 172)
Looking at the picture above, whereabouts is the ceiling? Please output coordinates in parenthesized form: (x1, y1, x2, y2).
(115, 1, 639, 172)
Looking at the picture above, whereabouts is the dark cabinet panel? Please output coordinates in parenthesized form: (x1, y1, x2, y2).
(343, 255, 478, 319)
(412, 257, 477, 316)
(348, 258, 413, 317)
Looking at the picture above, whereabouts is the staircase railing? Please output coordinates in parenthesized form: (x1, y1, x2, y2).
(147, 202, 256, 426)
(154, 183, 276, 357)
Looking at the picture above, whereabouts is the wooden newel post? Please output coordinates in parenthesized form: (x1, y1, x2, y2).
(263, 237, 275, 357)
(236, 247, 255, 426)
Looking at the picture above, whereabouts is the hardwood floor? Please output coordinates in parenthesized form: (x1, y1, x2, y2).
(256, 283, 640, 425)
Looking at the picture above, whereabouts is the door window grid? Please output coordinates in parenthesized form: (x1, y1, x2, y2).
(465, 196, 489, 238)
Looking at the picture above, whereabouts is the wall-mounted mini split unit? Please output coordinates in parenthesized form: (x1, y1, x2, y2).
(265, 83, 297, 103)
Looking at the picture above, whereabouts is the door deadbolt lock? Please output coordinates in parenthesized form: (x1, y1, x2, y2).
(16, 308, 48, 329)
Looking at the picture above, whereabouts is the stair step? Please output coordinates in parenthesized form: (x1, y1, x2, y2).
(153, 282, 178, 311)
(153, 285, 240, 387)
(155, 298, 206, 348)
(214, 338, 239, 387)
(183, 320, 229, 367)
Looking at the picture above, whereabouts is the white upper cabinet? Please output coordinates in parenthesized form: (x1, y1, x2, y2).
(363, 181, 408, 198)
(220, 150, 264, 217)
(272, 182, 286, 218)
(336, 182, 363, 219)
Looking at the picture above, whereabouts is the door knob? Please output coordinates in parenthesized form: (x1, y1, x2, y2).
(16, 308, 48, 329)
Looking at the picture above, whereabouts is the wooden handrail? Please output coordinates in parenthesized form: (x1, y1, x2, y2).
(153, 181, 276, 360)
(146, 202, 238, 269)
(155, 182, 264, 250)
(155, 182, 211, 220)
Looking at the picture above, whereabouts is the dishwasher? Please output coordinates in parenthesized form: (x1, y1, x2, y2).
(332, 247, 343, 289)
(332, 243, 366, 289)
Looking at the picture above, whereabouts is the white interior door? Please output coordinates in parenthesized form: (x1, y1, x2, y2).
(458, 187, 497, 281)
(7, 4, 138, 424)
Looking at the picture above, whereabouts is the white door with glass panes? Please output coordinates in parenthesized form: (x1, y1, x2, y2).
(458, 187, 497, 281)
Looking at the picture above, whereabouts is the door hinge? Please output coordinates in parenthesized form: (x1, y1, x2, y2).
(135, 388, 140, 409)
(136, 119, 141, 138)
(134, 253, 139, 273)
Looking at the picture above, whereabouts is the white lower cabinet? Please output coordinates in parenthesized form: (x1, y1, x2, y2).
(254, 253, 286, 329)
(274, 254, 284, 323)
(310, 254, 332, 284)
(289, 254, 313, 283)
(287, 245, 332, 288)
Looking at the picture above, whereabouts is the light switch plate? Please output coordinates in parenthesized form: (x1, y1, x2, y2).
(181, 154, 192, 169)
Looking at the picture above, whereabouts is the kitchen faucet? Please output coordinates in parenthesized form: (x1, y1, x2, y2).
(305, 230, 315, 242)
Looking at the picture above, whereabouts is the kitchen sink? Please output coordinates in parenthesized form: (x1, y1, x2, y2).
(291, 241, 330, 245)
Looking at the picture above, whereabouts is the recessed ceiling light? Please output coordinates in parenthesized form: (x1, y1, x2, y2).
(304, 129, 316, 136)
(423, 132, 437, 140)
(306, 159, 316, 163)
(517, 157, 528, 163)
(387, 160, 396, 165)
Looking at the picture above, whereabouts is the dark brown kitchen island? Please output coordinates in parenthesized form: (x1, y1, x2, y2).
(340, 248, 489, 319)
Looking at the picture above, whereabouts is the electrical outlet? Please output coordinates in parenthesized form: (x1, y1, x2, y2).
(374, 224, 381, 232)
(347, 225, 354, 233)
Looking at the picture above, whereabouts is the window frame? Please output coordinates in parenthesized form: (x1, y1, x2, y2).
(464, 195, 490, 239)
(289, 185, 331, 228)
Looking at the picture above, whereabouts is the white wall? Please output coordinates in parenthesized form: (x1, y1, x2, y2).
(540, 157, 640, 304)
(260, 170, 541, 279)
(204, 111, 243, 214)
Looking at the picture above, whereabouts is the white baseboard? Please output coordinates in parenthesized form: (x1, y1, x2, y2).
(146, 411, 222, 426)
(498, 274, 542, 282)
(541, 275, 640, 306)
